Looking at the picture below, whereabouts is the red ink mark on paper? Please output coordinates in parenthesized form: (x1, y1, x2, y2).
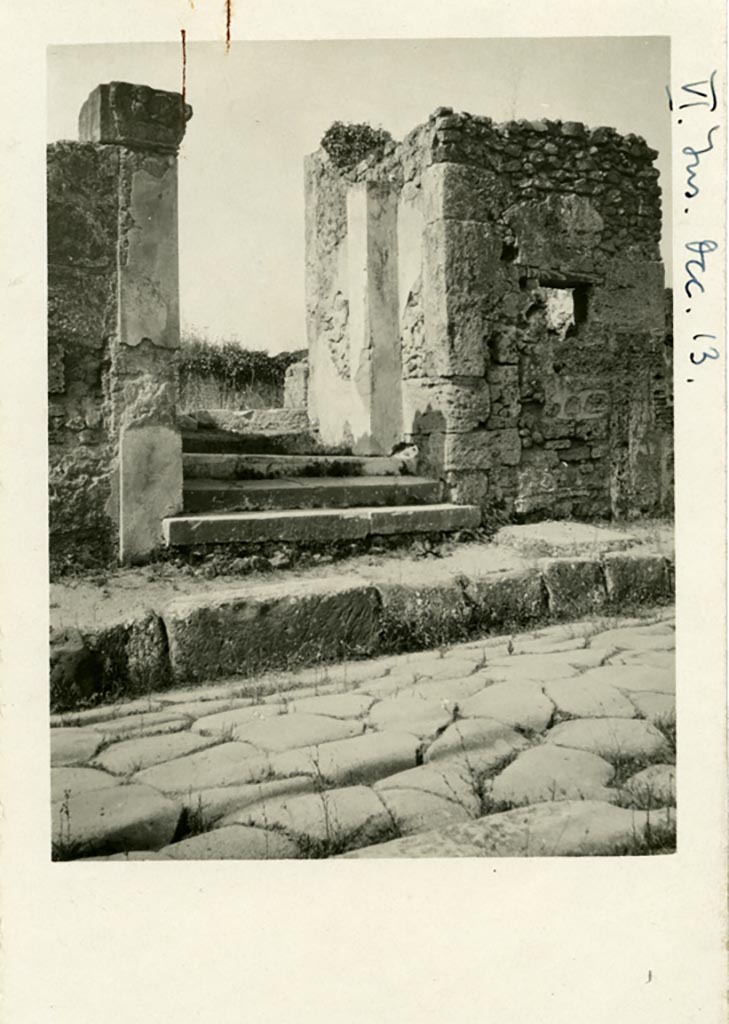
(225, 0, 232, 52)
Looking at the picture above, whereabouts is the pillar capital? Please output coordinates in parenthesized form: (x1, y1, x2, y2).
(79, 81, 193, 153)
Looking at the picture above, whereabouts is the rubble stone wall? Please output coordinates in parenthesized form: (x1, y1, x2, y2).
(305, 108, 671, 521)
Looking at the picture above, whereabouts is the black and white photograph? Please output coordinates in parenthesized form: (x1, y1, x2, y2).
(47, 36, 678, 861)
(1, 2, 727, 1022)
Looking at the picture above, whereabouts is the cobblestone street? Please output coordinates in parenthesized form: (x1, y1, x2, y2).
(51, 607, 675, 860)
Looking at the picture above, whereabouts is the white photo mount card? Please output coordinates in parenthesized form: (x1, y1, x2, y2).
(0, 2, 726, 1022)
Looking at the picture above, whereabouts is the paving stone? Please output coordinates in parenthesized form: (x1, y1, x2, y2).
(52, 784, 182, 856)
(490, 745, 615, 805)
(155, 697, 252, 719)
(51, 728, 103, 766)
(342, 801, 674, 858)
(627, 692, 675, 722)
(267, 731, 422, 787)
(191, 703, 288, 736)
(402, 652, 481, 679)
(224, 786, 393, 850)
(479, 647, 609, 682)
(588, 627, 675, 651)
(84, 851, 171, 861)
(575, 664, 674, 694)
(158, 683, 251, 704)
(546, 718, 669, 759)
(134, 742, 270, 792)
(51, 767, 121, 802)
(607, 650, 675, 671)
(52, 698, 166, 728)
(288, 693, 375, 718)
(91, 711, 192, 740)
(232, 713, 363, 751)
(182, 776, 316, 822)
(361, 655, 479, 697)
(460, 682, 554, 732)
(289, 656, 401, 689)
(341, 835, 486, 858)
(511, 634, 590, 655)
(361, 672, 424, 698)
(378, 788, 472, 834)
(92, 731, 220, 775)
(375, 761, 482, 817)
(394, 676, 487, 704)
(544, 678, 637, 719)
(424, 718, 526, 768)
(621, 764, 676, 807)
(161, 825, 300, 860)
(367, 696, 454, 738)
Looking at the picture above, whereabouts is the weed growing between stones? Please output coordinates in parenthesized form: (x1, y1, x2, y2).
(654, 712, 677, 757)
(51, 789, 87, 861)
(173, 794, 215, 841)
(591, 811, 676, 856)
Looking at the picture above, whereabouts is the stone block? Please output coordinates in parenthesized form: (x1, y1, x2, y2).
(52, 783, 182, 856)
(232, 713, 362, 752)
(283, 360, 309, 408)
(424, 718, 526, 767)
(378, 788, 472, 834)
(79, 82, 192, 153)
(48, 342, 65, 393)
(375, 761, 482, 817)
(224, 786, 393, 848)
(51, 767, 120, 803)
(423, 219, 499, 376)
(377, 580, 474, 650)
(544, 678, 637, 719)
(120, 425, 183, 563)
(51, 728, 103, 767)
(163, 578, 382, 684)
(194, 408, 310, 435)
(460, 682, 554, 732)
(490, 746, 615, 805)
(92, 732, 218, 775)
(506, 193, 603, 275)
(119, 152, 181, 351)
(546, 718, 669, 760)
(401, 377, 490, 433)
(539, 557, 607, 618)
(422, 161, 500, 223)
(342, 800, 673, 858)
(601, 552, 672, 607)
(50, 628, 101, 711)
(465, 569, 548, 634)
(418, 429, 520, 474)
(161, 825, 300, 860)
(444, 469, 491, 507)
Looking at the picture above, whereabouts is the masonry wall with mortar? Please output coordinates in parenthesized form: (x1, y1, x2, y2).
(48, 82, 191, 574)
(305, 109, 672, 522)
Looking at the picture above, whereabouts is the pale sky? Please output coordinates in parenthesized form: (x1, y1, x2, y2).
(48, 38, 671, 353)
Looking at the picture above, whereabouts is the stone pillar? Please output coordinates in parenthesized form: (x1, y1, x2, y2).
(346, 181, 402, 455)
(79, 81, 192, 563)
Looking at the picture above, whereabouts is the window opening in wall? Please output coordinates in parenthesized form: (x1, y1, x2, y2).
(539, 279, 592, 339)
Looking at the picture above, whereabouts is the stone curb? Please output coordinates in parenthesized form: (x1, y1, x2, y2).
(50, 553, 674, 711)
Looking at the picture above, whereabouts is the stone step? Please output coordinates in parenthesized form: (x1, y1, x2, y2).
(182, 429, 326, 456)
(183, 452, 411, 480)
(183, 476, 443, 514)
(163, 503, 481, 547)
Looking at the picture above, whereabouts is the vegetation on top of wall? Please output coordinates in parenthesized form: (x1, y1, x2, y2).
(320, 121, 394, 170)
(180, 331, 306, 391)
